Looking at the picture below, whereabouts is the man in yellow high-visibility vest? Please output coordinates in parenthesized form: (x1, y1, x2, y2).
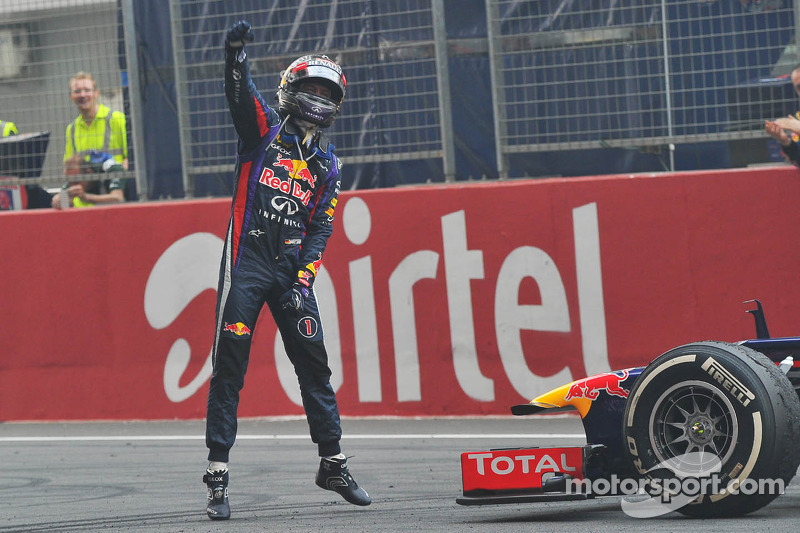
(62, 71, 128, 205)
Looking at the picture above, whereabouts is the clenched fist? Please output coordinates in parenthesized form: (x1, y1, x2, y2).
(225, 20, 253, 48)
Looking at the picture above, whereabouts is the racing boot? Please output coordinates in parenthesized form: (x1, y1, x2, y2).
(203, 469, 230, 520)
(315, 456, 372, 506)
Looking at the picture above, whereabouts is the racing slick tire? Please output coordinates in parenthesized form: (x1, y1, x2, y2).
(623, 341, 800, 518)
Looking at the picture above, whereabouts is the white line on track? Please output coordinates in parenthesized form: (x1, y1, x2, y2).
(0, 433, 585, 443)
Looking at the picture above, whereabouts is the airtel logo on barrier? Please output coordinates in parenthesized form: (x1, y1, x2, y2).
(144, 198, 610, 405)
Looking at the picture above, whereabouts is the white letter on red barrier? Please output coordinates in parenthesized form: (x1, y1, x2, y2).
(494, 246, 573, 399)
(145, 232, 222, 403)
(573, 203, 610, 376)
(442, 211, 494, 402)
(350, 256, 382, 402)
(341, 196, 382, 402)
(389, 250, 440, 401)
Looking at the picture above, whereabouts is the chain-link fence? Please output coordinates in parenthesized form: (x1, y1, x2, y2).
(169, 0, 454, 195)
(0, 1, 798, 207)
(486, 0, 798, 175)
(0, 0, 142, 208)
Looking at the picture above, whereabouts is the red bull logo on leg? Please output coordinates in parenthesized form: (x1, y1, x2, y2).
(564, 370, 629, 401)
(223, 321, 251, 336)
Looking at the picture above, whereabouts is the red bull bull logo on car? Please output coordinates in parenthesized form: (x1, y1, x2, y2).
(223, 322, 251, 336)
(564, 370, 629, 401)
(273, 158, 317, 188)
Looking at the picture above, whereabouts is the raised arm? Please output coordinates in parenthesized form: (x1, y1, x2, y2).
(223, 20, 279, 154)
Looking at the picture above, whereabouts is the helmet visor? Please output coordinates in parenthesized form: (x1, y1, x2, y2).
(287, 57, 345, 103)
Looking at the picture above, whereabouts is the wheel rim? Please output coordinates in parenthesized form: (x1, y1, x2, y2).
(648, 380, 738, 474)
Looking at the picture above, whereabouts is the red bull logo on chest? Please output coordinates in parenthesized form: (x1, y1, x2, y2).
(273, 158, 317, 188)
(259, 167, 312, 206)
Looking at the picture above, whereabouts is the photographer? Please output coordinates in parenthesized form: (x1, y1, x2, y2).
(51, 151, 126, 209)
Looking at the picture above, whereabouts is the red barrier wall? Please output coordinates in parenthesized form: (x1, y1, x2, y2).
(2, 167, 800, 421)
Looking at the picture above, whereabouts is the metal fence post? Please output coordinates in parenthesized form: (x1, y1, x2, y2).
(485, 0, 507, 179)
(795, 0, 800, 63)
(168, 0, 193, 198)
(432, 0, 456, 182)
(121, 0, 148, 200)
(660, 0, 675, 172)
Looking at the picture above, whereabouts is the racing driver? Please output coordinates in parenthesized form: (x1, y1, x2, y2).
(203, 20, 371, 520)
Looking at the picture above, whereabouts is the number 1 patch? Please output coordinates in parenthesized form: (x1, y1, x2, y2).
(297, 316, 319, 338)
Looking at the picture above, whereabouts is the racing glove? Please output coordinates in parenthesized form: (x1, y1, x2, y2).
(281, 253, 323, 310)
(280, 283, 309, 312)
(225, 20, 253, 48)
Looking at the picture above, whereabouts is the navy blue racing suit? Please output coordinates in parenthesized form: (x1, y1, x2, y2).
(205, 44, 343, 463)
(782, 138, 800, 166)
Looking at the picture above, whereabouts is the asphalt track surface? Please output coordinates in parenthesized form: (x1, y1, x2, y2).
(1, 416, 799, 532)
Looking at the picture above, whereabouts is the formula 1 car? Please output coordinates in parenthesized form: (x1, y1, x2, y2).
(457, 301, 800, 517)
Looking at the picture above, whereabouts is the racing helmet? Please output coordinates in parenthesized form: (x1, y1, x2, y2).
(276, 54, 346, 128)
